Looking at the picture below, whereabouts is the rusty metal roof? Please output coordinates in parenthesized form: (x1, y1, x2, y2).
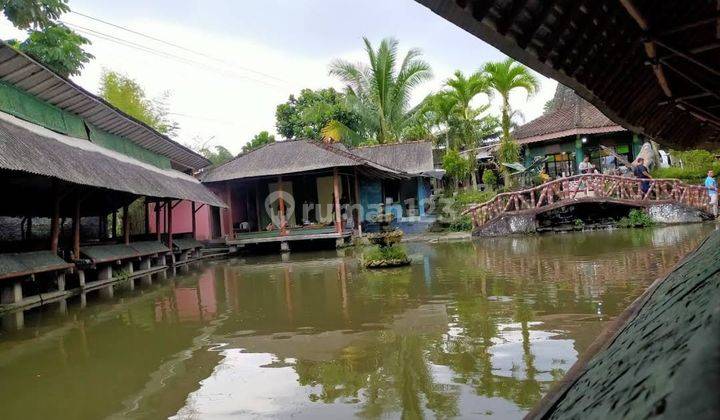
(0, 41, 211, 170)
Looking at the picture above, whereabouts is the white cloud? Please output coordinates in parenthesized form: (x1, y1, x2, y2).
(1, 12, 557, 155)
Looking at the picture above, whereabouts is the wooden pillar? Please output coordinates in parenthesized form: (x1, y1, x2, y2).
(255, 181, 261, 232)
(278, 176, 286, 234)
(122, 204, 130, 245)
(72, 197, 81, 259)
(155, 200, 162, 242)
(353, 168, 362, 235)
(333, 168, 342, 233)
(26, 217, 32, 240)
(225, 183, 233, 237)
(50, 183, 61, 254)
(166, 199, 173, 251)
(111, 210, 117, 239)
(245, 187, 251, 230)
(191, 201, 197, 238)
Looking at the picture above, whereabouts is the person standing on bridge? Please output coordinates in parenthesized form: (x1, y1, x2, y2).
(579, 156, 595, 174)
(705, 169, 718, 217)
(633, 157, 652, 196)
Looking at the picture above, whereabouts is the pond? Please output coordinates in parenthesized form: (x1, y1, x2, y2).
(0, 223, 715, 419)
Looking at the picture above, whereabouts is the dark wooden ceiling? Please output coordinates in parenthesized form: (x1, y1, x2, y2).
(416, 0, 720, 150)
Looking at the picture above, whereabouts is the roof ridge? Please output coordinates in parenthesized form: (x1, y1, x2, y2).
(310, 141, 405, 174)
(352, 140, 431, 150)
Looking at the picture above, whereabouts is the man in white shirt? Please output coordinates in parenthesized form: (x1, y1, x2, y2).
(578, 156, 595, 174)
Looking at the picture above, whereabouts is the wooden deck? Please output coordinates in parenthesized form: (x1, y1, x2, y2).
(227, 227, 352, 246)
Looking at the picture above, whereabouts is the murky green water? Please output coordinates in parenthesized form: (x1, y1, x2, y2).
(0, 224, 715, 419)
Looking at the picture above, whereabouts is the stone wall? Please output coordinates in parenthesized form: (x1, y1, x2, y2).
(646, 203, 710, 225)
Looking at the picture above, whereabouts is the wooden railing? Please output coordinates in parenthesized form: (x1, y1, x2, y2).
(463, 174, 710, 228)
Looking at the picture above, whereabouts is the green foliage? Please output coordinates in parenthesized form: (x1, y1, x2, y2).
(652, 149, 720, 181)
(1, 0, 69, 29)
(442, 149, 470, 185)
(242, 130, 275, 154)
(483, 59, 538, 176)
(453, 189, 497, 208)
(11, 23, 93, 77)
(200, 145, 233, 166)
(99, 70, 179, 136)
(573, 219, 584, 227)
(364, 244, 408, 262)
(327, 37, 432, 144)
(448, 215, 473, 231)
(617, 209, 654, 228)
(481, 169, 498, 189)
(275, 88, 361, 143)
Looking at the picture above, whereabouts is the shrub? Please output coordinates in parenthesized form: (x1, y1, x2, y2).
(481, 170, 498, 189)
(364, 245, 408, 262)
(617, 209, 654, 228)
(443, 149, 470, 186)
(448, 215, 473, 231)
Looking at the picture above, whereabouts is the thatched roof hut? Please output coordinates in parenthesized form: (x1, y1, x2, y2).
(351, 141, 435, 175)
(514, 85, 625, 145)
(201, 140, 407, 183)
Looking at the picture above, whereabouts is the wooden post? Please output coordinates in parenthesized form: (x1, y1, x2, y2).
(245, 187, 251, 230)
(353, 168, 362, 235)
(278, 176, 286, 234)
(26, 217, 32, 240)
(122, 204, 130, 245)
(191, 201, 197, 238)
(166, 199, 173, 251)
(72, 197, 81, 259)
(255, 181, 262, 232)
(333, 168, 342, 233)
(155, 200, 162, 242)
(50, 183, 61, 254)
(225, 183, 233, 237)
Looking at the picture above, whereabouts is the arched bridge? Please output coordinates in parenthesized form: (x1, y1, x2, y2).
(463, 174, 712, 235)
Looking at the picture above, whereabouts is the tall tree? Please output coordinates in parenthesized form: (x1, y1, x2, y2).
(99, 70, 179, 136)
(483, 58, 538, 182)
(1, 0, 69, 29)
(11, 23, 93, 77)
(324, 37, 432, 144)
(275, 88, 361, 143)
(3, 0, 93, 77)
(242, 130, 275, 154)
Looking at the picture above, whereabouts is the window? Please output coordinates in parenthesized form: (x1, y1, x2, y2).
(545, 152, 574, 178)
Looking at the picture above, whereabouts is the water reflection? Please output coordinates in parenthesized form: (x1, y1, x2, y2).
(0, 224, 713, 419)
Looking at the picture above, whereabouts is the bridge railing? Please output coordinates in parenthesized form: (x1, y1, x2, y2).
(462, 174, 709, 228)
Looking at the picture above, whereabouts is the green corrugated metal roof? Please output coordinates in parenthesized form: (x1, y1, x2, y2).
(171, 238, 203, 251)
(80, 244, 139, 264)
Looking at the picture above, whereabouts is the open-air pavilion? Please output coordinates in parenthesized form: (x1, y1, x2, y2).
(0, 42, 225, 321)
(200, 140, 408, 251)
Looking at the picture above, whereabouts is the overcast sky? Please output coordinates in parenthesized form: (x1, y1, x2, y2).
(0, 0, 557, 155)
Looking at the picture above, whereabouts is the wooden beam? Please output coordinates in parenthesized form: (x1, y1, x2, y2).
(661, 60, 720, 101)
(660, 14, 720, 36)
(155, 199, 161, 242)
(144, 198, 150, 235)
(193, 203, 206, 214)
(122, 204, 130, 245)
(191, 201, 197, 238)
(72, 197, 80, 259)
(166, 199, 173, 251)
(50, 182, 61, 254)
(654, 38, 720, 78)
(353, 167, 362, 235)
(255, 181, 261, 232)
(333, 168, 342, 234)
(277, 176, 286, 235)
(619, 0, 648, 30)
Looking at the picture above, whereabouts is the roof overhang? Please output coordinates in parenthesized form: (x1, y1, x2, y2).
(0, 42, 211, 170)
(517, 125, 627, 145)
(414, 0, 720, 149)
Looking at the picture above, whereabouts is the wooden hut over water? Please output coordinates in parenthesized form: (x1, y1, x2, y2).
(200, 140, 438, 250)
(0, 41, 225, 320)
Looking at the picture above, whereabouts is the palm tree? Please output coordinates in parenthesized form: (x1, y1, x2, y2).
(483, 59, 539, 183)
(323, 37, 432, 144)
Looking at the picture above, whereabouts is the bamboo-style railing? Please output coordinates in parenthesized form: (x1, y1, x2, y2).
(463, 174, 710, 228)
